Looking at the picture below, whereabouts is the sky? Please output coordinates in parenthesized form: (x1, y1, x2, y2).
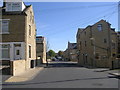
(25, 2, 118, 53)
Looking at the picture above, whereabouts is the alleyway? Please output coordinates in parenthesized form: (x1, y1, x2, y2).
(2, 61, 119, 88)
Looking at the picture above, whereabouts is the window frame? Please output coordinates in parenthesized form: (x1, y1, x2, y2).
(0, 19, 10, 34)
(29, 45, 31, 58)
(0, 44, 10, 60)
(29, 25, 31, 36)
(97, 24, 102, 31)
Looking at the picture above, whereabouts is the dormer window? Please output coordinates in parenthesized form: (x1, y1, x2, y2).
(97, 24, 102, 31)
(5, 2, 25, 12)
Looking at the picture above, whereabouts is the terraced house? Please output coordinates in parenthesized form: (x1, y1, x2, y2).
(36, 36, 46, 65)
(0, 1, 36, 75)
(63, 42, 78, 62)
(76, 20, 118, 69)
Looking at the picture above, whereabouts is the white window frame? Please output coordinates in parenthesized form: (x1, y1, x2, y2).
(97, 24, 102, 31)
(0, 19, 10, 34)
(0, 44, 10, 60)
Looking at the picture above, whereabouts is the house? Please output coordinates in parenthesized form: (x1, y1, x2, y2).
(36, 36, 46, 65)
(76, 20, 117, 68)
(117, 32, 120, 58)
(63, 42, 78, 62)
(0, 1, 36, 75)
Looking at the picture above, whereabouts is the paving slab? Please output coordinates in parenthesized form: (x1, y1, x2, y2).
(5, 67, 44, 83)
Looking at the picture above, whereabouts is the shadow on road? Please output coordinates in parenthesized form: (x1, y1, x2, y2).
(2, 76, 113, 86)
(45, 61, 80, 68)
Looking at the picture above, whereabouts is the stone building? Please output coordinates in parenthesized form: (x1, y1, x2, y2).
(0, 1, 36, 75)
(63, 42, 78, 62)
(76, 20, 117, 68)
(36, 36, 46, 65)
(117, 32, 120, 58)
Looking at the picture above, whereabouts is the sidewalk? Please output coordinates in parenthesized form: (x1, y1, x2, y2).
(4, 67, 44, 83)
(108, 70, 120, 77)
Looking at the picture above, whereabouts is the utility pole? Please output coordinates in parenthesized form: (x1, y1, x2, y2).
(46, 39, 50, 67)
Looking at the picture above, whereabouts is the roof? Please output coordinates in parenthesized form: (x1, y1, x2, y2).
(77, 19, 113, 35)
(68, 42, 77, 49)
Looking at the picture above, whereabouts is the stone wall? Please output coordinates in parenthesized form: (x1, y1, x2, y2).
(10, 60, 26, 76)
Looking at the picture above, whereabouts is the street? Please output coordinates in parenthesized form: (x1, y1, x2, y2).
(2, 61, 119, 88)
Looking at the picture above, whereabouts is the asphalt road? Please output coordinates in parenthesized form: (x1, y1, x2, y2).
(2, 61, 119, 88)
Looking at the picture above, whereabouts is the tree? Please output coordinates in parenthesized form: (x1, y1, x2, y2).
(58, 50, 64, 57)
(48, 50, 56, 58)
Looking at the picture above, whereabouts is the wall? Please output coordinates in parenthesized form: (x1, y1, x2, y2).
(10, 60, 26, 76)
(77, 20, 117, 68)
(25, 5, 36, 69)
(2, 15, 25, 42)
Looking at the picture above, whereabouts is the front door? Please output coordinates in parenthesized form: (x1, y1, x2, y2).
(14, 47, 21, 60)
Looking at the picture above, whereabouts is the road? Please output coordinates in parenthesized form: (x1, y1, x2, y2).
(2, 61, 119, 88)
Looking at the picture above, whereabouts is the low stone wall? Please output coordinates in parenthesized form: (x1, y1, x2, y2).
(95, 60, 109, 68)
(10, 60, 26, 76)
(113, 59, 120, 69)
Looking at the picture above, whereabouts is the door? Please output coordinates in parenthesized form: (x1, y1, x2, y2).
(14, 47, 21, 60)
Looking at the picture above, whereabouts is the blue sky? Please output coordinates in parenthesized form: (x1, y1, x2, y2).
(25, 2, 118, 53)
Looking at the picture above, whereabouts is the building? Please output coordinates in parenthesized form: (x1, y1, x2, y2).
(1, 1, 36, 75)
(63, 42, 78, 62)
(76, 20, 117, 68)
(117, 32, 120, 58)
(63, 49, 69, 61)
(36, 36, 46, 65)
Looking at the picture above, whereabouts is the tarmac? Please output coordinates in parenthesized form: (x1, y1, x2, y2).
(4, 67, 44, 83)
(3, 64, 120, 83)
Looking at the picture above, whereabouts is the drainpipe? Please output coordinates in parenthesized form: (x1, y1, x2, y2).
(107, 23, 112, 69)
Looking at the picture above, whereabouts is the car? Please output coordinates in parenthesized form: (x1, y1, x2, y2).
(51, 57, 57, 61)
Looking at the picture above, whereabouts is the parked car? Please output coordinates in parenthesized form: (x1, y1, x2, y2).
(51, 57, 57, 61)
(57, 57, 63, 61)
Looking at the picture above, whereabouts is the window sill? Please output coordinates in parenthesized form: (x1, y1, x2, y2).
(0, 32, 10, 34)
(0, 58, 10, 60)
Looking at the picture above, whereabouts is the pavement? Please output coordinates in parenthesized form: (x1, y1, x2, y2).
(107, 70, 120, 78)
(4, 67, 44, 83)
(93, 68, 120, 78)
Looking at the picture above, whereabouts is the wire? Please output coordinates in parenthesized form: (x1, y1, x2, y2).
(39, 5, 117, 34)
(38, 3, 117, 13)
(41, 6, 118, 37)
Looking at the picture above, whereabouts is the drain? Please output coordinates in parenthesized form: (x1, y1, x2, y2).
(92, 83, 103, 86)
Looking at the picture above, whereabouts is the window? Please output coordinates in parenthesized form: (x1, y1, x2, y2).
(29, 45, 31, 58)
(0, 20, 9, 34)
(112, 43, 115, 49)
(80, 41, 81, 45)
(32, 16, 34, 24)
(29, 25, 31, 36)
(30, 11, 32, 22)
(16, 50, 20, 55)
(97, 24, 102, 31)
(104, 39, 107, 43)
(95, 53, 99, 59)
(0, 44, 10, 59)
(84, 31, 86, 35)
(85, 41, 86, 47)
